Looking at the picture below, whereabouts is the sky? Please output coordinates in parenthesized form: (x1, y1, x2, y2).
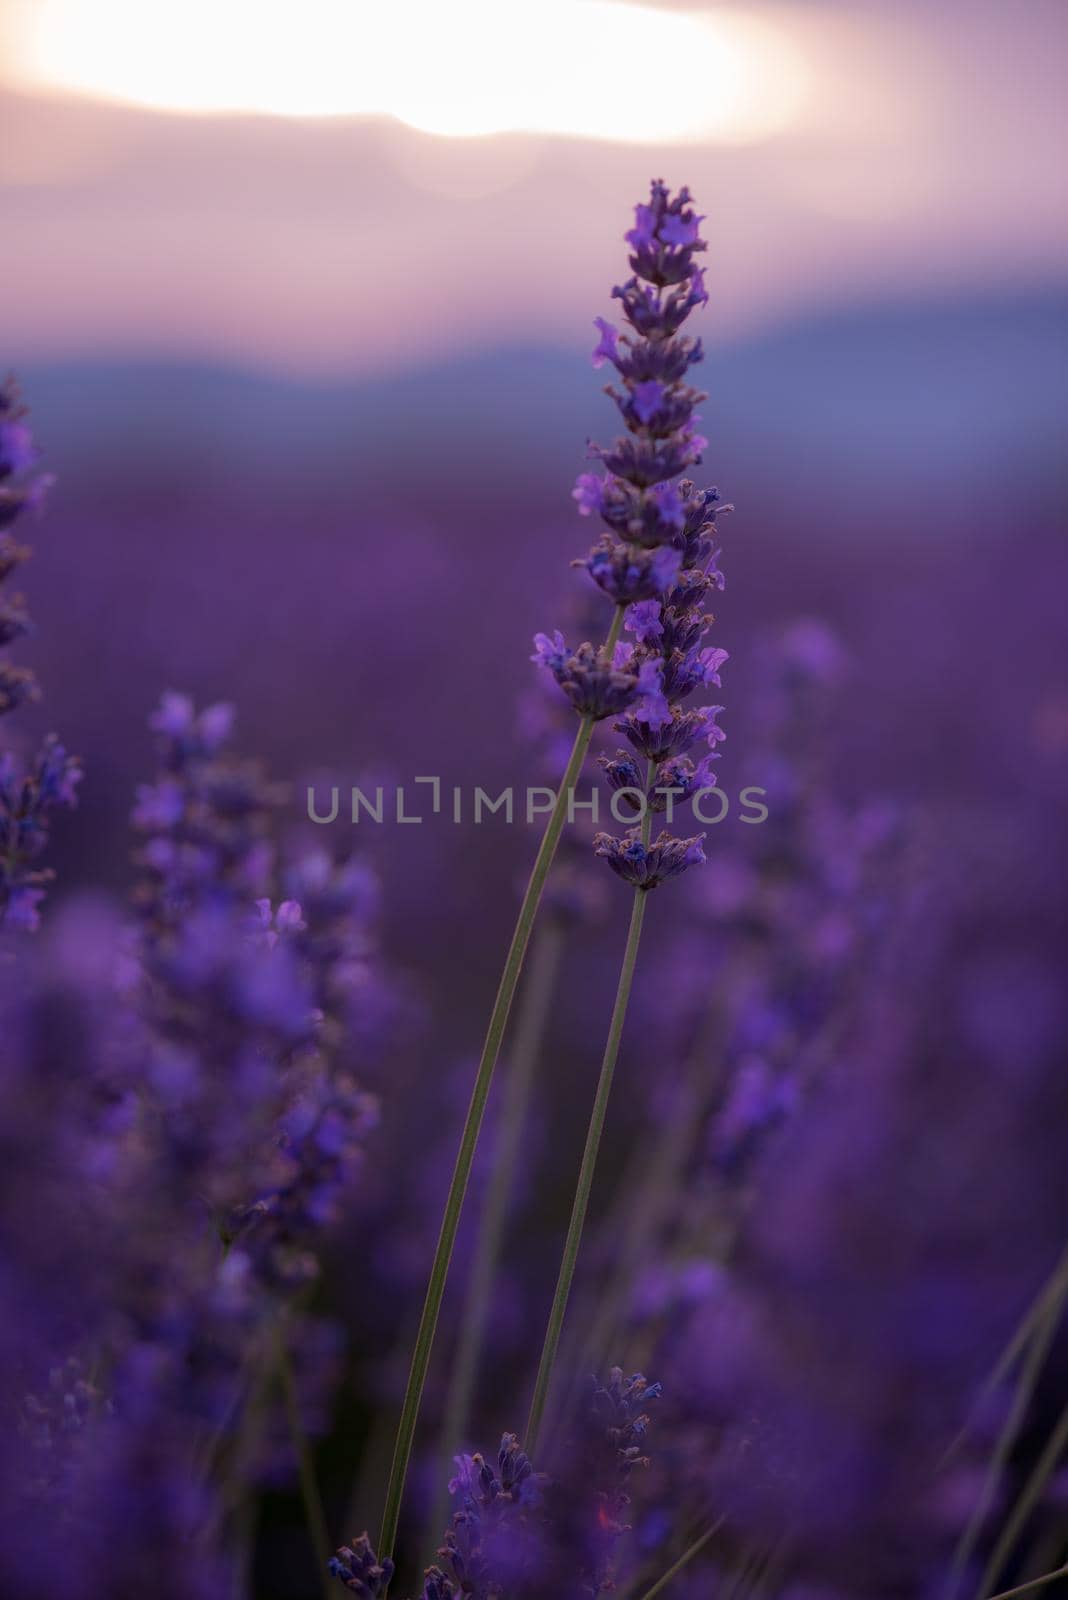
(1, 0, 1066, 375)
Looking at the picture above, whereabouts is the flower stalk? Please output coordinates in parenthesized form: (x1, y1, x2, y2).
(526, 179, 730, 1454)
(377, 611, 623, 1566)
(427, 913, 567, 1557)
(526, 764, 655, 1453)
(379, 178, 730, 1579)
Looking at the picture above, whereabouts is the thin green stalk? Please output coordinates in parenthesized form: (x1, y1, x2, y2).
(722, 1547, 764, 1600)
(978, 1398, 1068, 1599)
(230, 1490, 260, 1600)
(631, 1517, 726, 1600)
(568, 973, 736, 1383)
(950, 1288, 1066, 1591)
(278, 1335, 334, 1600)
(378, 608, 623, 1569)
(986, 1565, 1068, 1600)
(940, 1242, 1068, 1471)
(427, 917, 567, 1556)
(525, 762, 655, 1453)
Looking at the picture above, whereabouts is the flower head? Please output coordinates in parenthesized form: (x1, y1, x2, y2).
(564, 187, 733, 882)
(531, 633, 666, 724)
(577, 538, 681, 606)
(617, 702, 724, 763)
(0, 380, 52, 531)
(0, 738, 82, 931)
(624, 181, 707, 286)
(600, 750, 720, 815)
(572, 473, 687, 550)
(594, 829, 706, 890)
(329, 1533, 395, 1596)
(437, 1434, 547, 1600)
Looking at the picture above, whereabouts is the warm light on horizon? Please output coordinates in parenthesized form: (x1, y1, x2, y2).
(7, 0, 808, 144)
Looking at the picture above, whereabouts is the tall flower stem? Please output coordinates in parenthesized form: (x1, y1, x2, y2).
(427, 916, 567, 1555)
(986, 1567, 1068, 1600)
(526, 764, 655, 1454)
(977, 1395, 1068, 1600)
(565, 976, 735, 1380)
(949, 1286, 1066, 1594)
(378, 609, 624, 1568)
(630, 1517, 726, 1600)
(940, 1240, 1068, 1471)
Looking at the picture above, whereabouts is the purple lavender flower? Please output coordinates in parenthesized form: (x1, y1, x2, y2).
(577, 536, 682, 604)
(132, 691, 276, 940)
(0, 384, 81, 929)
(0, 736, 83, 929)
(531, 632, 666, 723)
(594, 828, 706, 890)
(437, 1433, 544, 1598)
(612, 272, 708, 340)
(566, 184, 732, 884)
(593, 423, 707, 490)
(617, 703, 725, 763)
(329, 1532, 396, 1596)
(573, 474, 688, 551)
(0, 379, 51, 532)
(132, 695, 386, 1295)
(552, 178, 725, 699)
(0, 903, 237, 1600)
(538, 1366, 663, 1596)
(414, 1369, 661, 1597)
(424, 1403, 663, 1600)
(600, 750, 720, 815)
(8, 700, 391, 1597)
(589, 1367, 662, 1480)
(624, 182, 707, 286)
(675, 481, 728, 569)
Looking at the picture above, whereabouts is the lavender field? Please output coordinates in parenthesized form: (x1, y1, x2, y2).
(3, 5, 1068, 1598)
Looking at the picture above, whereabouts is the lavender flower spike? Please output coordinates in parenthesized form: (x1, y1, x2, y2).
(572, 182, 718, 560)
(592, 193, 732, 873)
(528, 181, 737, 1456)
(379, 185, 691, 1569)
(0, 737, 83, 929)
(0, 380, 81, 930)
(0, 379, 52, 532)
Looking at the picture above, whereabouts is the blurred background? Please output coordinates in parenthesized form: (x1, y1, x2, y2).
(1, 0, 1065, 960)
(2, 0, 1067, 1592)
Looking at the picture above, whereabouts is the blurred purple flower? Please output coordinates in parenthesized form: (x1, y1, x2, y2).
(0, 383, 80, 928)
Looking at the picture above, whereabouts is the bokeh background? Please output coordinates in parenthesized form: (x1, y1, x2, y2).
(2, 0, 1066, 977)
(3, 0, 1068, 1593)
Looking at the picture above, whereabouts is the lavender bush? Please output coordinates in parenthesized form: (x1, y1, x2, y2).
(1, 184, 1065, 1600)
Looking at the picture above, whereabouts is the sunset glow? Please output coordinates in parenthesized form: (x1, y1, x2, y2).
(8, 0, 808, 143)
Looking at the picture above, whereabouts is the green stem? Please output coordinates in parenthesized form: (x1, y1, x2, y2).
(950, 1288, 1066, 1591)
(278, 1335, 334, 1600)
(230, 1489, 260, 1600)
(630, 1518, 725, 1600)
(985, 1566, 1068, 1600)
(526, 762, 656, 1454)
(940, 1241, 1068, 1472)
(569, 975, 734, 1384)
(378, 608, 623, 1569)
(978, 1398, 1068, 1599)
(427, 918, 567, 1556)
